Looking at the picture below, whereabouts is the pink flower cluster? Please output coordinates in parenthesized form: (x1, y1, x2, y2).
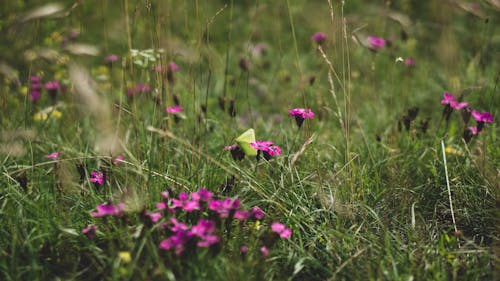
(310, 32, 327, 45)
(368, 36, 386, 49)
(440, 92, 494, 141)
(89, 171, 104, 185)
(84, 188, 291, 257)
(251, 141, 282, 160)
(91, 203, 125, 217)
(29, 75, 42, 102)
(166, 105, 183, 114)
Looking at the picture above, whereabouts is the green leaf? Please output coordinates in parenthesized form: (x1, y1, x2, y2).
(235, 128, 257, 156)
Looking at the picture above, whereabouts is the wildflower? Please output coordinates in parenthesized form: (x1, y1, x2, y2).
(472, 110, 494, 132)
(45, 151, 61, 159)
(44, 80, 60, 102)
(368, 36, 386, 49)
(472, 111, 494, 123)
(82, 225, 97, 239)
(91, 203, 125, 217)
(146, 212, 162, 223)
(240, 245, 248, 253)
(166, 105, 183, 114)
(289, 108, 314, 128)
(168, 61, 180, 72)
(271, 222, 292, 239)
(250, 141, 273, 152)
(266, 145, 281, 157)
(450, 101, 468, 110)
(105, 54, 119, 65)
(113, 155, 124, 165)
(118, 251, 132, 263)
(251, 206, 265, 219)
(440, 92, 456, 105)
(445, 146, 462, 156)
(30, 91, 41, 102)
(224, 144, 245, 161)
(311, 32, 327, 45)
(191, 188, 213, 202)
(404, 58, 416, 67)
(234, 210, 250, 220)
(260, 246, 269, 256)
(89, 171, 104, 185)
(467, 126, 480, 135)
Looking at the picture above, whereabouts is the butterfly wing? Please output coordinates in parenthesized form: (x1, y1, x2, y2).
(235, 128, 257, 156)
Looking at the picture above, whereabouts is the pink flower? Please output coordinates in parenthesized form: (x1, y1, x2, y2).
(289, 108, 314, 128)
(441, 92, 456, 105)
(450, 101, 468, 110)
(91, 203, 125, 217)
(250, 141, 273, 152)
(191, 188, 213, 202)
(240, 245, 248, 253)
(82, 225, 97, 239)
(467, 126, 480, 135)
(368, 36, 386, 49)
(45, 152, 61, 159)
(267, 145, 282, 156)
(29, 91, 41, 102)
(113, 155, 124, 165)
(234, 210, 250, 220)
(288, 108, 314, 119)
(105, 54, 119, 63)
(156, 201, 167, 210)
(166, 105, 183, 114)
(44, 81, 60, 91)
(251, 206, 265, 219)
(271, 222, 292, 239)
(146, 212, 162, 223)
(168, 61, 180, 72)
(310, 32, 327, 45)
(260, 246, 269, 256)
(404, 58, 416, 67)
(472, 111, 494, 123)
(89, 171, 104, 185)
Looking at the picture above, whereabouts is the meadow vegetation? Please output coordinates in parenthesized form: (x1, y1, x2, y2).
(0, 1, 499, 280)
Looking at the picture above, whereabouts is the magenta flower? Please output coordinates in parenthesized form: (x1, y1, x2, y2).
(45, 152, 61, 159)
(29, 91, 41, 102)
(197, 234, 219, 247)
(166, 105, 183, 114)
(191, 188, 213, 202)
(441, 92, 456, 105)
(156, 201, 167, 210)
(91, 203, 125, 217)
(472, 111, 494, 123)
(44, 81, 60, 91)
(468, 126, 480, 135)
(289, 108, 314, 128)
(113, 155, 124, 165)
(251, 206, 265, 219)
(105, 54, 119, 64)
(170, 217, 189, 232)
(168, 61, 180, 72)
(146, 212, 162, 223)
(368, 36, 386, 49)
(260, 246, 269, 256)
(234, 210, 250, 220)
(404, 58, 416, 67)
(310, 32, 327, 45)
(208, 198, 239, 218)
(271, 222, 292, 239)
(82, 225, 97, 239)
(250, 141, 273, 152)
(240, 245, 248, 253)
(267, 145, 282, 157)
(159, 230, 192, 255)
(89, 171, 104, 185)
(450, 101, 468, 110)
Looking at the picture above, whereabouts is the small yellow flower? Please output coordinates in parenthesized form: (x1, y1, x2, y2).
(51, 110, 62, 119)
(19, 86, 28, 96)
(253, 220, 261, 231)
(33, 112, 49, 121)
(118, 251, 132, 263)
(445, 146, 462, 156)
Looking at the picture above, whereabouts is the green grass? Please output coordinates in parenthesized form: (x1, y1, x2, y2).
(1, 1, 498, 280)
